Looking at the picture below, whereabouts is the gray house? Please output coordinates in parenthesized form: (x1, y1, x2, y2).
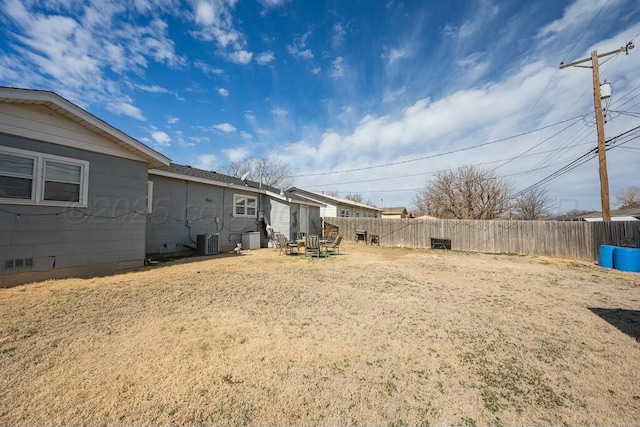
(147, 164, 323, 255)
(285, 187, 381, 218)
(0, 87, 170, 287)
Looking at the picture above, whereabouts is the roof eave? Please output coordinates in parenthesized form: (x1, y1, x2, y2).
(0, 87, 170, 168)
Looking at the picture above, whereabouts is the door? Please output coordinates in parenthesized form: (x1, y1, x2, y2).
(299, 205, 309, 236)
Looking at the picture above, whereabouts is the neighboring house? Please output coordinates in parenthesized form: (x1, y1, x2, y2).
(0, 87, 170, 287)
(554, 208, 640, 222)
(147, 164, 323, 254)
(380, 207, 409, 219)
(285, 187, 381, 218)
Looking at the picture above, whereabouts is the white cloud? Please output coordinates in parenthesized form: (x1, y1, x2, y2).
(167, 116, 180, 125)
(271, 108, 288, 116)
(194, 61, 224, 75)
(194, 1, 217, 26)
(258, 0, 288, 7)
(223, 147, 250, 162)
(332, 23, 346, 49)
(174, 130, 195, 147)
(381, 47, 412, 65)
(225, 50, 253, 64)
(312, 67, 321, 75)
(194, 154, 218, 171)
(0, 0, 184, 119)
(256, 51, 275, 65)
(538, 0, 607, 41)
(151, 130, 171, 146)
(244, 110, 256, 120)
(240, 131, 252, 140)
(329, 56, 345, 78)
(218, 87, 230, 97)
(192, 0, 247, 54)
(287, 30, 314, 59)
(214, 122, 237, 133)
(108, 101, 145, 120)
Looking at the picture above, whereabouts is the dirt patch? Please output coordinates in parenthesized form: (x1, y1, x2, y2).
(1, 243, 639, 426)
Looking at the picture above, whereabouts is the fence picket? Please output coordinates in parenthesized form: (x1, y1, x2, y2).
(324, 218, 640, 261)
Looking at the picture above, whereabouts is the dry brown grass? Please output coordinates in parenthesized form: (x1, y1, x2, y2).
(1, 243, 640, 426)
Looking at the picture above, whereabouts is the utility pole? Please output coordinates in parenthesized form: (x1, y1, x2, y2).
(560, 42, 634, 221)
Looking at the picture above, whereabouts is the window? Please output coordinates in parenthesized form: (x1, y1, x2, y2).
(0, 152, 35, 199)
(0, 147, 89, 206)
(234, 194, 257, 217)
(340, 209, 350, 217)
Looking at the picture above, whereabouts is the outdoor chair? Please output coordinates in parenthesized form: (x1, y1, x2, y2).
(276, 234, 297, 255)
(272, 232, 283, 252)
(322, 234, 342, 254)
(305, 234, 322, 258)
(286, 235, 301, 255)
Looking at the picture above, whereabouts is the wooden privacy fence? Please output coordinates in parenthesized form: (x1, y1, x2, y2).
(324, 218, 640, 261)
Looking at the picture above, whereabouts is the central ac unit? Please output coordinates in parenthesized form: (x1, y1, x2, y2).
(197, 234, 219, 255)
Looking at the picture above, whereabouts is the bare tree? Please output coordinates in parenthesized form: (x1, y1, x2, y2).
(511, 188, 553, 220)
(220, 156, 293, 189)
(412, 165, 510, 219)
(344, 193, 364, 203)
(616, 186, 640, 209)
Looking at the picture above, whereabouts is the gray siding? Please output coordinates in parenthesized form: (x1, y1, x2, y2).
(268, 199, 290, 238)
(146, 175, 263, 254)
(1, 133, 149, 286)
(289, 204, 322, 239)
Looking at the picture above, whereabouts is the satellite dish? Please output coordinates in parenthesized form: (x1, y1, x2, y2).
(240, 171, 250, 182)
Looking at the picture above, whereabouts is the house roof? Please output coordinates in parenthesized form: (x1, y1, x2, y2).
(153, 163, 248, 186)
(286, 187, 381, 211)
(150, 164, 325, 207)
(380, 207, 408, 215)
(554, 208, 640, 221)
(0, 86, 170, 168)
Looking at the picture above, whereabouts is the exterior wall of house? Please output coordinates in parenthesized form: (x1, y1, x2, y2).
(288, 204, 321, 239)
(309, 206, 322, 236)
(319, 203, 338, 218)
(1, 133, 149, 287)
(336, 203, 379, 218)
(0, 103, 145, 162)
(269, 198, 290, 238)
(146, 175, 262, 254)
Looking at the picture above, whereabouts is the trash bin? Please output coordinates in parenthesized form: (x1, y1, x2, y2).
(242, 231, 260, 250)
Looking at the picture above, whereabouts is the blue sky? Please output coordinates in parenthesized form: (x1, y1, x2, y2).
(1, 0, 639, 211)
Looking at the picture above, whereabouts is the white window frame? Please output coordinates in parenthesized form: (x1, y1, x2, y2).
(233, 194, 257, 218)
(0, 146, 89, 207)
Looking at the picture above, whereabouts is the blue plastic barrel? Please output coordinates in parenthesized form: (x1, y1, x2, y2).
(613, 247, 640, 273)
(598, 245, 616, 269)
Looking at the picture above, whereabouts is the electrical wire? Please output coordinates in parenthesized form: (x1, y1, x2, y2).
(490, 117, 582, 172)
(291, 115, 585, 178)
(560, 0, 611, 65)
(305, 140, 597, 188)
(511, 126, 640, 199)
(328, 127, 640, 197)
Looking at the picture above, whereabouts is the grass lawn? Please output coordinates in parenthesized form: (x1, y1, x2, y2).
(1, 244, 639, 426)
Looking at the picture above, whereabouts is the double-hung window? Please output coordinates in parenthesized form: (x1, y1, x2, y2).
(0, 147, 89, 206)
(234, 194, 257, 218)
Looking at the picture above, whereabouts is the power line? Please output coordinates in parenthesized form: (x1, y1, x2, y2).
(490, 118, 582, 172)
(511, 126, 640, 199)
(560, 0, 611, 64)
(306, 140, 597, 188)
(291, 115, 585, 178)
